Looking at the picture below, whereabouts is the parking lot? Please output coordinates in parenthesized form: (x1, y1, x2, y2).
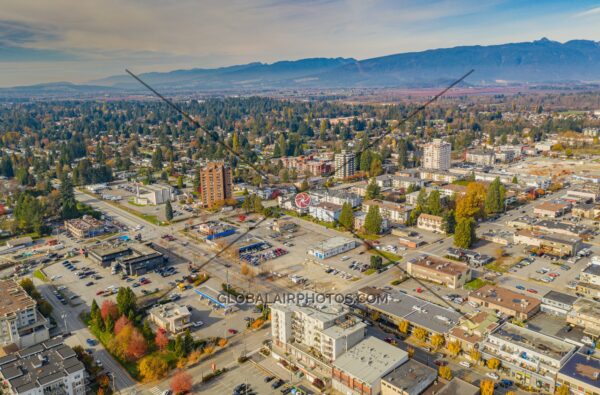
(199, 359, 288, 395)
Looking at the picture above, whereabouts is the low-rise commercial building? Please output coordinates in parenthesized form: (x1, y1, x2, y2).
(148, 302, 192, 334)
(566, 298, 600, 338)
(480, 323, 577, 393)
(541, 291, 578, 317)
(380, 359, 437, 395)
(533, 201, 572, 218)
(89, 243, 166, 275)
(354, 211, 390, 234)
(308, 237, 357, 260)
(447, 311, 499, 351)
(64, 215, 105, 239)
(135, 183, 174, 205)
(416, 213, 445, 234)
(366, 291, 462, 337)
(572, 203, 600, 219)
(436, 378, 479, 395)
(513, 229, 582, 257)
(0, 339, 85, 395)
(406, 255, 471, 289)
(0, 280, 49, 349)
(556, 353, 600, 395)
(332, 336, 408, 395)
(468, 285, 541, 321)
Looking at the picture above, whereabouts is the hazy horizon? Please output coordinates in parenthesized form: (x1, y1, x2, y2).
(1, 0, 600, 87)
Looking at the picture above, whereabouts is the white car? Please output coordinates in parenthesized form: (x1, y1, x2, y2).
(192, 321, 204, 328)
(486, 372, 499, 380)
(459, 361, 471, 368)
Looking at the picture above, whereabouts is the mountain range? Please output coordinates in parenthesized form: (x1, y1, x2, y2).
(3, 38, 600, 96)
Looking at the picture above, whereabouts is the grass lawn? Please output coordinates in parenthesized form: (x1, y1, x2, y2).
(464, 278, 492, 291)
(33, 269, 47, 282)
(369, 249, 403, 263)
(485, 255, 522, 273)
(364, 268, 377, 275)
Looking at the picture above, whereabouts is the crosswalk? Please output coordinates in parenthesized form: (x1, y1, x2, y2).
(149, 387, 163, 395)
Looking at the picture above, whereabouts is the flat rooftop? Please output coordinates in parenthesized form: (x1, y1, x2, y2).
(543, 290, 578, 306)
(0, 280, 36, 318)
(149, 302, 190, 319)
(382, 359, 437, 394)
(333, 336, 407, 384)
(469, 284, 541, 315)
(368, 291, 462, 334)
(410, 254, 469, 276)
(436, 378, 479, 395)
(490, 322, 576, 361)
(559, 353, 600, 390)
(311, 236, 356, 251)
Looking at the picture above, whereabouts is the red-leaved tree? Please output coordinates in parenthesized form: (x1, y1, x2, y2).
(100, 300, 119, 321)
(170, 371, 193, 394)
(114, 315, 131, 335)
(155, 328, 169, 350)
(125, 327, 148, 360)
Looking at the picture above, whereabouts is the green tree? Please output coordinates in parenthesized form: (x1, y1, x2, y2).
(339, 202, 354, 231)
(116, 287, 137, 318)
(485, 177, 505, 215)
(177, 175, 184, 189)
(151, 147, 163, 170)
(365, 178, 382, 200)
(416, 188, 428, 210)
(360, 150, 372, 172)
(454, 218, 476, 248)
(165, 200, 174, 221)
(370, 255, 383, 269)
(60, 175, 79, 219)
(397, 139, 409, 169)
(426, 190, 442, 215)
(511, 175, 518, 184)
(364, 205, 382, 235)
(442, 210, 456, 234)
(370, 158, 383, 177)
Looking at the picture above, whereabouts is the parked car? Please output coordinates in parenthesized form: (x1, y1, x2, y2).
(486, 372, 499, 380)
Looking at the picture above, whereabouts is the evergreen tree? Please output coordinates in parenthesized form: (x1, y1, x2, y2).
(165, 200, 174, 221)
(443, 210, 456, 234)
(454, 218, 476, 248)
(177, 176, 184, 189)
(360, 150, 372, 172)
(59, 175, 79, 219)
(511, 175, 518, 184)
(339, 202, 354, 231)
(427, 190, 442, 215)
(485, 177, 505, 215)
(416, 188, 428, 210)
(370, 158, 383, 177)
(151, 148, 163, 170)
(116, 287, 137, 317)
(365, 178, 382, 200)
(364, 205, 382, 235)
(397, 139, 409, 169)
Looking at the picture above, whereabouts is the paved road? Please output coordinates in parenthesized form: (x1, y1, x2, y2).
(35, 279, 137, 392)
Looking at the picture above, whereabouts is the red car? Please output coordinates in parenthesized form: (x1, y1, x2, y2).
(548, 273, 559, 278)
(96, 290, 105, 296)
(228, 329, 238, 335)
(141, 279, 151, 285)
(434, 360, 448, 366)
(527, 288, 538, 294)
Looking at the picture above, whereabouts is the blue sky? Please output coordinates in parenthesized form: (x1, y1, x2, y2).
(1, 0, 600, 87)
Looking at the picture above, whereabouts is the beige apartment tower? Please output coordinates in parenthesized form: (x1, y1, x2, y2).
(423, 139, 451, 170)
(199, 162, 233, 208)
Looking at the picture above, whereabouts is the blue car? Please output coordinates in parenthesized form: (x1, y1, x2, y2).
(515, 285, 525, 291)
(86, 338, 97, 346)
(500, 379, 513, 387)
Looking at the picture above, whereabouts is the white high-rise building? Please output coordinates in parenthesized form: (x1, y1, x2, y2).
(423, 139, 451, 170)
(334, 150, 355, 179)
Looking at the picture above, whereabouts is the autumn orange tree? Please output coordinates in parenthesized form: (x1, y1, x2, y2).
(412, 327, 428, 342)
(487, 357, 501, 370)
(480, 379, 495, 395)
(171, 371, 193, 394)
(109, 323, 148, 361)
(430, 334, 445, 350)
(555, 384, 570, 395)
(114, 315, 131, 335)
(455, 182, 487, 220)
(447, 340, 462, 357)
(398, 320, 409, 335)
(469, 349, 481, 363)
(138, 355, 169, 381)
(438, 365, 452, 380)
